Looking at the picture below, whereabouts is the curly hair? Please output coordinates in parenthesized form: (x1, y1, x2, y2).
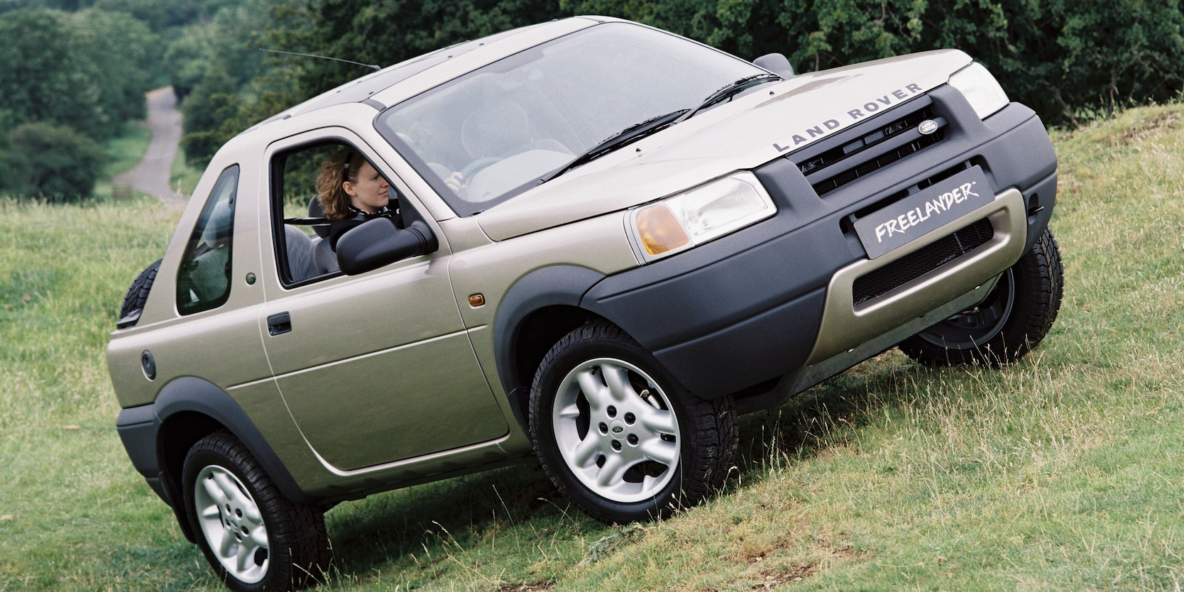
(316, 150, 369, 220)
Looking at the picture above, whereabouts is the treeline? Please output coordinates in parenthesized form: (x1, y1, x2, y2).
(0, 0, 240, 200)
(0, 6, 160, 199)
(3, 0, 1181, 197)
(168, 0, 277, 168)
(179, 0, 1184, 171)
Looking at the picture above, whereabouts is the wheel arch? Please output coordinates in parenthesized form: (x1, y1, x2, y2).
(154, 377, 317, 542)
(493, 265, 618, 431)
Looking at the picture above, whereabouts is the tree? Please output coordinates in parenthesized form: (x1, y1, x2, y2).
(165, 22, 221, 100)
(66, 8, 160, 132)
(180, 66, 242, 165)
(0, 7, 159, 140)
(3, 122, 107, 201)
(0, 9, 106, 138)
(265, 0, 566, 100)
(91, 0, 197, 31)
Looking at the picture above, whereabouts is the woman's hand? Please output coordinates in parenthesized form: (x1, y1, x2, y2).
(445, 171, 466, 193)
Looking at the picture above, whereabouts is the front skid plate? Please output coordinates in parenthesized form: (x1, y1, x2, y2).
(807, 187, 1028, 365)
(735, 279, 998, 415)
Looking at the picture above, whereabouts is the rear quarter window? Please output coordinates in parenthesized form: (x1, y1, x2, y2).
(176, 165, 239, 315)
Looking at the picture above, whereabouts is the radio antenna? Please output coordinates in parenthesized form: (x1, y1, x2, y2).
(260, 48, 381, 71)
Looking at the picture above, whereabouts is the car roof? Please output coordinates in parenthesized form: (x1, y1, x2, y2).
(250, 16, 614, 131)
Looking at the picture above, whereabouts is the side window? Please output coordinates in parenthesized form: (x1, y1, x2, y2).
(271, 141, 401, 287)
(176, 165, 239, 315)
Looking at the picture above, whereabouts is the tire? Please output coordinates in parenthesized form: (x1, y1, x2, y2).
(529, 321, 737, 524)
(183, 431, 331, 592)
(119, 259, 161, 321)
(899, 228, 1063, 366)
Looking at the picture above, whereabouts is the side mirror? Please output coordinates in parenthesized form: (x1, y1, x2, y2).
(754, 53, 794, 78)
(336, 217, 439, 275)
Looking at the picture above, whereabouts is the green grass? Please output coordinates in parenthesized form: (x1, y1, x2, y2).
(171, 145, 205, 197)
(2, 104, 1183, 591)
(92, 122, 154, 201)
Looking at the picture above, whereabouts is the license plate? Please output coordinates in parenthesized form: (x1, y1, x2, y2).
(854, 166, 993, 260)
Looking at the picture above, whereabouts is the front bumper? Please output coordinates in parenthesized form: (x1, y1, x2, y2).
(581, 85, 1057, 402)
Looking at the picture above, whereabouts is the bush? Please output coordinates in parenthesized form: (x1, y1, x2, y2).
(2, 122, 107, 201)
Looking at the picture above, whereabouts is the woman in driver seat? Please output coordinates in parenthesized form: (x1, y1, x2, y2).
(316, 150, 398, 251)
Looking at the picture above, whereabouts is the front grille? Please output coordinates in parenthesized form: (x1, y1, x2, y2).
(795, 105, 944, 196)
(852, 218, 994, 306)
(847, 161, 976, 223)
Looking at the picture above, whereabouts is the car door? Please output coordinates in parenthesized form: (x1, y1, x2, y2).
(256, 129, 507, 472)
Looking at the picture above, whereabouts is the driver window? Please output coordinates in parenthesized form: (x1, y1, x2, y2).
(176, 165, 239, 315)
(271, 141, 400, 287)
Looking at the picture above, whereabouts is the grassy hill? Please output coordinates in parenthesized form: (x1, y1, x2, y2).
(1, 103, 1182, 591)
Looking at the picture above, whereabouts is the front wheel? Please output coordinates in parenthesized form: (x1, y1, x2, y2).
(183, 432, 331, 592)
(529, 322, 736, 524)
(899, 227, 1064, 366)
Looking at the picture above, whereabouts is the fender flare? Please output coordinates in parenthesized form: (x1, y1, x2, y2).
(492, 265, 606, 427)
(152, 377, 317, 541)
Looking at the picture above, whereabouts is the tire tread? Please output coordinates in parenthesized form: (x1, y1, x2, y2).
(119, 258, 161, 321)
(900, 228, 1063, 366)
(184, 431, 330, 591)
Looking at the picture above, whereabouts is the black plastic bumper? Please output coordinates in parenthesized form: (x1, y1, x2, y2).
(116, 404, 171, 503)
(582, 85, 1057, 400)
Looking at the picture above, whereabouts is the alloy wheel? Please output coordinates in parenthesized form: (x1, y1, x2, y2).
(551, 358, 681, 503)
(193, 465, 270, 584)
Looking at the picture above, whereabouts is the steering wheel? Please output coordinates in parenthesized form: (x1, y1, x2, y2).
(460, 156, 502, 181)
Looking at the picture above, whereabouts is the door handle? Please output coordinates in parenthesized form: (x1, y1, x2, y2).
(267, 312, 292, 336)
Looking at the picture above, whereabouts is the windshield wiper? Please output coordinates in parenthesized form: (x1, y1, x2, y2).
(674, 73, 782, 124)
(540, 108, 689, 183)
(538, 75, 780, 184)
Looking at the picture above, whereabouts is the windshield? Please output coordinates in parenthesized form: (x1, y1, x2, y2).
(375, 22, 765, 216)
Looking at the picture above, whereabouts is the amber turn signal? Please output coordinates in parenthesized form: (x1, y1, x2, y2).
(468, 294, 485, 307)
(636, 205, 689, 255)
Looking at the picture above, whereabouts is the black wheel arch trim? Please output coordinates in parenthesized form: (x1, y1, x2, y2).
(492, 265, 607, 430)
(116, 376, 318, 542)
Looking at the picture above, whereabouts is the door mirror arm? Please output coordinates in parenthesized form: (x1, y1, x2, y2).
(336, 218, 439, 275)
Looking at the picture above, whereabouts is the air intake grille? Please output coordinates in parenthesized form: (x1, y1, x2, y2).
(852, 218, 994, 306)
(796, 107, 943, 196)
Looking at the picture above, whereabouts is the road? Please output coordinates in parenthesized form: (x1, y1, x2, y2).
(113, 86, 188, 207)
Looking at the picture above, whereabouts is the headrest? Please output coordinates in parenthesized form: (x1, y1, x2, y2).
(461, 100, 530, 159)
(308, 195, 330, 238)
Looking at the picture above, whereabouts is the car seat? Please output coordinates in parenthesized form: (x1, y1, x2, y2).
(461, 100, 531, 159)
(284, 225, 320, 284)
(306, 196, 340, 275)
(461, 100, 572, 160)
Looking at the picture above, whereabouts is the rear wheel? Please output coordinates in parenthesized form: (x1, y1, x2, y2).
(900, 228, 1063, 366)
(183, 432, 330, 592)
(529, 322, 736, 523)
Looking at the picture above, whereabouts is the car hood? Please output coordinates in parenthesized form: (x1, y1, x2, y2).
(476, 49, 974, 242)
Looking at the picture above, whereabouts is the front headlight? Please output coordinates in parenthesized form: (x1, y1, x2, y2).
(628, 171, 775, 262)
(948, 62, 1009, 120)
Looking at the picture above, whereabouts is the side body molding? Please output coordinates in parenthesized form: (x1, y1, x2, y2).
(492, 265, 606, 427)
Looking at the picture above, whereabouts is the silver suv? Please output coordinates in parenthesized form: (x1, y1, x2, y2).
(110, 16, 1062, 591)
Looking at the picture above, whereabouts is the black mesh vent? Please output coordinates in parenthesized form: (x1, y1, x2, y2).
(852, 218, 995, 307)
(796, 107, 943, 196)
(847, 161, 976, 223)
